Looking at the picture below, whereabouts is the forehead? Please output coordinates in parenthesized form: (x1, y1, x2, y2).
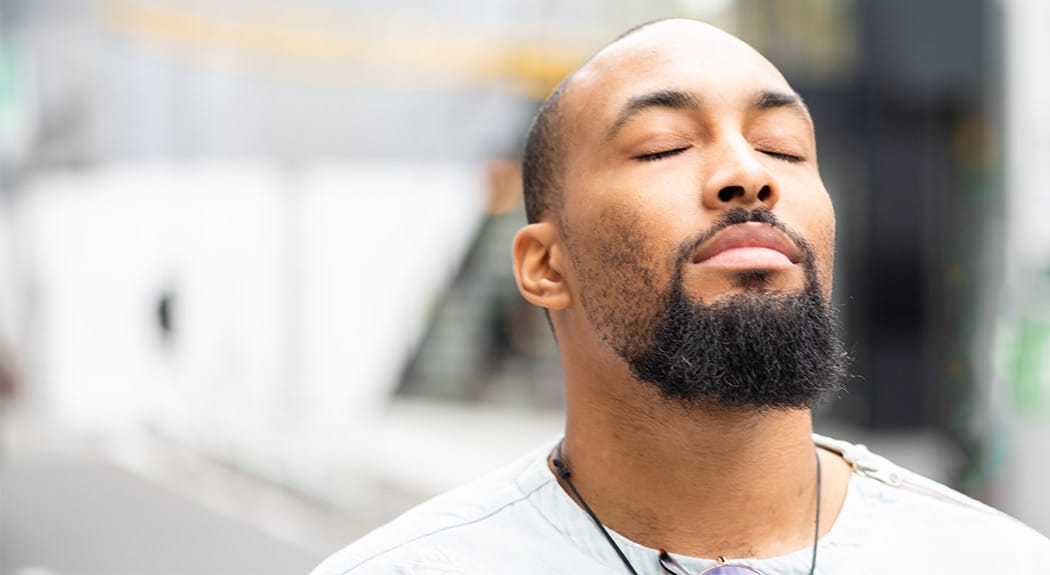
(563, 20, 794, 128)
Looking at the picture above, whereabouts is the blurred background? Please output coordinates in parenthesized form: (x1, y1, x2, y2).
(1, 0, 1048, 573)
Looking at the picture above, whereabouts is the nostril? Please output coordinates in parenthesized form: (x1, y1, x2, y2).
(718, 186, 744, 202)
(757, 185, 772, 202)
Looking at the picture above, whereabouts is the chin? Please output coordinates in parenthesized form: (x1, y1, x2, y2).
(732, 269, 776, 289)
(695, 268, 808, 298)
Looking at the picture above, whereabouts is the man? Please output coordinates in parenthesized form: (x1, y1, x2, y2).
(313, 19, 1050, 574)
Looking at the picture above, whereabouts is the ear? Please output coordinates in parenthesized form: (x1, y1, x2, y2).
(512, 222, 570, 310)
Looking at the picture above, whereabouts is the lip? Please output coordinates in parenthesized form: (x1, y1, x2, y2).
(692, 222, 802, 267)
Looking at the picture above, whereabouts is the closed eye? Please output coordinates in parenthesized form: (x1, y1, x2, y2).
(636, 147, 690, 162)
(761, 150, 804, 163)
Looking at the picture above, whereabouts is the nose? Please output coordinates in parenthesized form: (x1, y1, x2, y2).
(702, 138, 780, 210)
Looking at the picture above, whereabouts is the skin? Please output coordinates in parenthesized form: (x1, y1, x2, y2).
(513, 20, 853, 559)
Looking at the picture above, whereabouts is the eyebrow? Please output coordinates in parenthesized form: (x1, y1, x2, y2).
(606, 89, 700, 140)
(755, 90, 812, 122)
(605, 88, 811, 141)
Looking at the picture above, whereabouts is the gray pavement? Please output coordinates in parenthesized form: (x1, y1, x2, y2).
(0, 405, 340, 575)
(1, 455, 323, 575)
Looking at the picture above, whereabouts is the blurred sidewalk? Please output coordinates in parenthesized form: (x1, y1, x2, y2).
(1, 406, 340, 575)
(0, 399, 564, 575)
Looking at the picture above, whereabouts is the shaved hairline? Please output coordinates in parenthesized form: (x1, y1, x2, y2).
(521, 19, 683, 224)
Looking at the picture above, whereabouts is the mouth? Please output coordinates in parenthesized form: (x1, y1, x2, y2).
(691, 222, 802, 269)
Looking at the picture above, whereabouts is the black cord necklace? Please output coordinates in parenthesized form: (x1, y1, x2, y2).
(551, 441, 822, 575)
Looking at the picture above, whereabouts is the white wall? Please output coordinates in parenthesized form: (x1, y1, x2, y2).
(999, 0, 1050, 535)
(16, 161, 484, 502)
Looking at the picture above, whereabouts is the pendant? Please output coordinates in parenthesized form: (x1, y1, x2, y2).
(659, 551, 764, 575)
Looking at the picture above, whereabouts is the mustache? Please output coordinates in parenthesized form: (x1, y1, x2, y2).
(673, 207, 816, 268)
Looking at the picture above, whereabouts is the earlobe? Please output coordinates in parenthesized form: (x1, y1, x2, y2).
(513, 223, 571, 310)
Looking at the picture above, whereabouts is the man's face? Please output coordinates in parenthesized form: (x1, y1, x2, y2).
(556, 21, 843, 406)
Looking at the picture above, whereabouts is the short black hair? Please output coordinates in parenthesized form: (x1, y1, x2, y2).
(521, 80, 570, 224)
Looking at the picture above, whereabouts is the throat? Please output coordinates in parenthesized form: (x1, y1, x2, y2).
(556, 412, 824, 560)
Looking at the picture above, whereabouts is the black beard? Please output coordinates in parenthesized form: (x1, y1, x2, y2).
(625, 215, 849, 410)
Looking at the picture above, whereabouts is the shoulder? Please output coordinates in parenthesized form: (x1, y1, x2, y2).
(816, 434, 1050, 568)
(311, 442, 561, 575)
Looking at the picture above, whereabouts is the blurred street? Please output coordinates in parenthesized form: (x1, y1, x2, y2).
(0, 400, 567, 575)
(3, 460, 319, 575)
(1, 408, 329, 575)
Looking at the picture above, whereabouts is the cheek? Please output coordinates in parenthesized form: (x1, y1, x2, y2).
(567, 203, 662, 285)
(562, 204, 673, 316)
(775, 174, 836, 277)
(804, 193, 837, 292)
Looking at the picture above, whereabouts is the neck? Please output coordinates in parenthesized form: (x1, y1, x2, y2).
(558, 377, 825, 559)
